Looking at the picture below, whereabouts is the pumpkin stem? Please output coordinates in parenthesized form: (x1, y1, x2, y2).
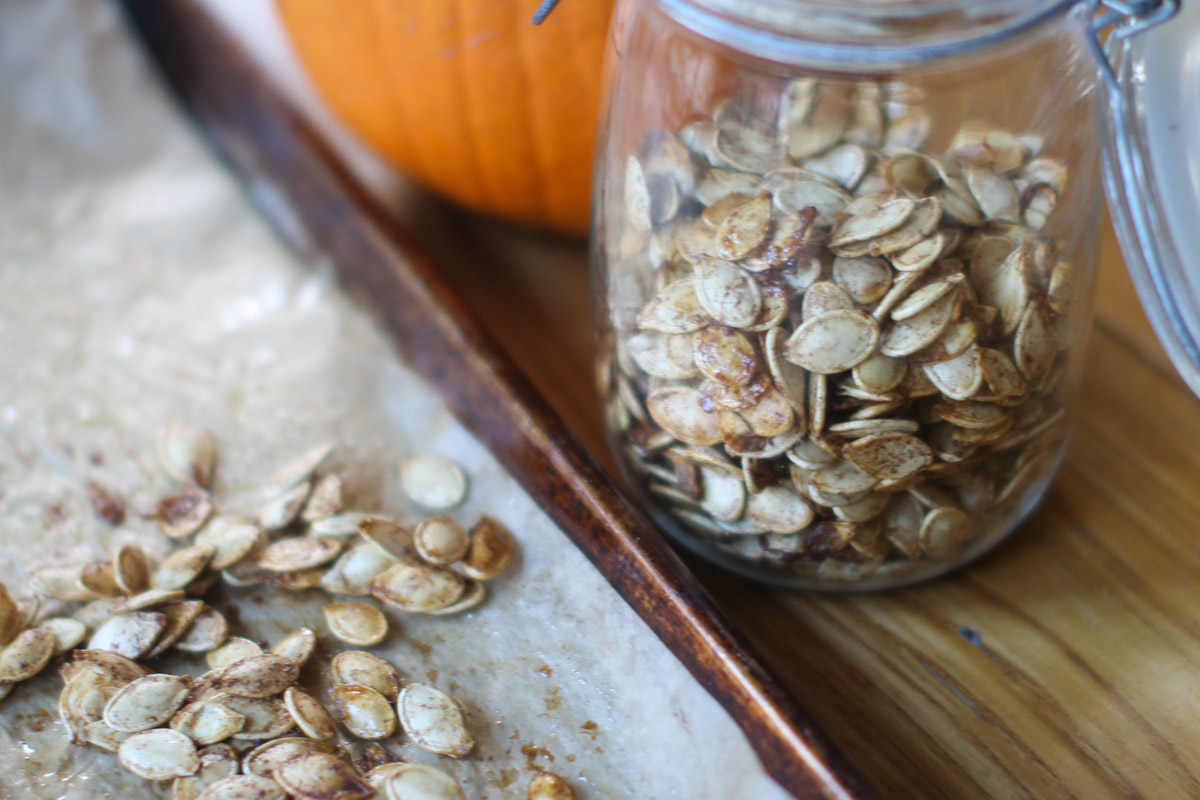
(531, 0, 562, 25)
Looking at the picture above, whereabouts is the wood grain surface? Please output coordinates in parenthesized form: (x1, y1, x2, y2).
(404, 193, 1200, 798)
(118, 2, 874, 797)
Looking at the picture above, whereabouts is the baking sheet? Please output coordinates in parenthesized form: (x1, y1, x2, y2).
(0, 1, 790, 798)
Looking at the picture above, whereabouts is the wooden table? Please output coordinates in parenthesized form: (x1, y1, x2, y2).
(392, 189, 1200, 799)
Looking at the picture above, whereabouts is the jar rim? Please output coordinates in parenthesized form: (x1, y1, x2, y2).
(657, 0, 1078, 68)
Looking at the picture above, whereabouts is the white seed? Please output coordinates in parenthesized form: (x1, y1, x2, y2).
(745, 486, 814, 534)
(397, 683, 473, 758)
(0, 627, 55, 683)
(171, 699, 246, 745)
(413, 516, 470, 566)
(256, 536, 342, 572)
(196, 519, 262, 571)
(39, 617, 87, 654)
(924, 345, 983, 401)
(324, 601, 388, 647)
(274, 753, 373, 800)
(400, 455, 468, 510)
(156, 489, 217, 539)
(242, 737, 339, 778)
(63, 648, 149, 686)
(425, 580, 487, 616)
(357, 518, 419, 563)
(853, 352, 906, 393)
(636, 279, 710, 334)
(772, 178, 850, 227)
(310, 511, 381, 538)
(105, 674, 191, 731)
(625, 156, 652, 235)
(890, 275, 964, 321)
(270, 628, 316, 667)
(385, 764, 466, 800)
(832, 256, 892, 304)
(869, 196, 941, 254)
(84, 719, 135, 752)
(173, 744, 239, 800)
(715, 193, 772, 259)
(322, 544, 399, 596)
(109, 588, 187, 614)
(1015, 299, 1056, 382)
(842, 432, 934, 480)
(694, 259, 762, 328)
(920, 507, 971, 558)
(301, 474, 344, 522)
(88, 612, 167, 660)
(331, 684, 396, 740)
(260, 439, 335, 499)
(528, 771, 576, 800)
(153, 545, 217, 591)
(218, 654, 298, 698)
(716, 122, 784, 173)
(175, 605, 229, 653)
(879, 290, 957, 357)
(890, 230, 947, 273)
(206, 637, 263, 670)
(331, 651, 401, 701)
(223, 695, 293, 740)
(829, 194, 914, 246)
(284, 686, 336, 740)
(801, 281, 854, 321)
(646, 386, 723, 446)
(118, 728, 200, 781)
(258, 480, 312, 532)
(699, 466, 747, 522)
(784, 310, 879, 375)
(628, 331, 700, 379)
(812, 459, 878, 495)
(195, 775, 285, 800)
(29, 563, 95, 602)
(966, 166, 1020, 222)
(805, 142, 868, 189)
(159, 423, 217, 487)
(370, 564, 465, 613)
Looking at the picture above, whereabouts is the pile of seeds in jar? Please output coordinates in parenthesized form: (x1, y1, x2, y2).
(607, 79, 1074, 582)
(0, 424, 578, 800)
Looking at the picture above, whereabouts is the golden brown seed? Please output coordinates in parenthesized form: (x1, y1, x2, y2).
(529, 771, 576, 800)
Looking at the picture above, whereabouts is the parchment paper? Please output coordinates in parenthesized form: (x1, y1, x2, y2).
(0, 1, 790, 798)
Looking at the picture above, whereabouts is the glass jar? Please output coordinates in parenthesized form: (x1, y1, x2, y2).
(591, 0, 1106, 589)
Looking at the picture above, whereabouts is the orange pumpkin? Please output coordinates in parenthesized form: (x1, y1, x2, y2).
(276, 0, 613, 236)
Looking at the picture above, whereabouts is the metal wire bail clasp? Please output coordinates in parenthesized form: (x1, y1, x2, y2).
(1087, 0, 1180, 91)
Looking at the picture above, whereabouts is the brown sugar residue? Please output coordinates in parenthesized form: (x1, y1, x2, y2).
(566, 754, 576, 763)
(425, 669, 439, 683)
(521, 744, 555, 771)
(496, 768, 518, 788)
(581, 720, 599, 740)
(543, 687, 563, 711)
(22, 710, 55, 733)
(411, 640, 433, 659)
(536, 664, 553, 677)
(87, 482, 125, 525)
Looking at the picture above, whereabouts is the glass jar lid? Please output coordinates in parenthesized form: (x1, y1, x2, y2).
(1093, 0, 1200, 394)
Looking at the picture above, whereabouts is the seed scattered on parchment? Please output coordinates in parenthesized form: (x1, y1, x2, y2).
(610, 81, 1075, 582)
(0, 431, 526, 799)
(529, 771, 577, 800)
(399, 454, 468, 509)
